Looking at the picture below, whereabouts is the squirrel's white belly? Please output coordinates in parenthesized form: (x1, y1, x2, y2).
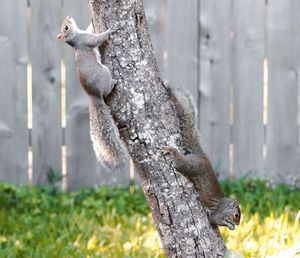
(75, 50, 112, 96)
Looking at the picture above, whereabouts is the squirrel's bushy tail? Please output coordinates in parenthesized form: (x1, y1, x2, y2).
(166, 86, 201, 151)
(89, 96, 128, 168)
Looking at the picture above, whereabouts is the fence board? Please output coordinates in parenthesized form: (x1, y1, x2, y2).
(165, 0, 198, 99)
(63, 0, 130, 190)
(145, 0, 198, 97)
(232, 0, 264, 177)
(31, 0, 62, 184)
(0, 0, 28, 184)
(266, 0, 300, 180)
(144, 0, 167, 77)
(199, 0, 231, 178)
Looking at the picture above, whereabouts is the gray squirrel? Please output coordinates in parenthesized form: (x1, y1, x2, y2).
(57, 16, 127, 168)
(162, 86, 241, 230)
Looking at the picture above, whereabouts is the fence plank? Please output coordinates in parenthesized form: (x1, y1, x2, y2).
(199, 0, 231, 178)
(144, 0, 168, 77)
(266, 0, 300, 180)
(145, 0, 198, 98)
(31, 0, 62, 184)
(232, 0, 264, 178)
(63, 0, 130, 190)
(165, 0, 198, 99)
(0, 0, 28, 184)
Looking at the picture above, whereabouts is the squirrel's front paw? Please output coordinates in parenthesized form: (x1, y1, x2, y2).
(162, 146, 172, 154)
(162, 146, 170, 154)
(109, 25, 118, 34)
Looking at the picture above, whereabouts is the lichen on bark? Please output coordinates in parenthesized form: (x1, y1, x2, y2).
(86, 0, 227, 256)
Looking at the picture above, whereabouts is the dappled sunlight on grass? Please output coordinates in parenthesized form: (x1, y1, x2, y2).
(221, 212, 300, 258)
(67, 213, 164, 257)
(73, 211, 300, 258)
(0, 180, 299, 257)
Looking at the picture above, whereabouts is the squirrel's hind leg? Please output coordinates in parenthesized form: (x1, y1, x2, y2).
(162, 146, 200, 177)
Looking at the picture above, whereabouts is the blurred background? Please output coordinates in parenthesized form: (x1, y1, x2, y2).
(0, 1, 300, 257)
(1, 0, 299, 190)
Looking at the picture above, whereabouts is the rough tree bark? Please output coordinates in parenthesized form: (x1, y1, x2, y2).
(86, 0, 227, 256)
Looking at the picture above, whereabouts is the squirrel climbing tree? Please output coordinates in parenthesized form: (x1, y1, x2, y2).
(57, 16, 128, 169)
(67, 0, 232, 256)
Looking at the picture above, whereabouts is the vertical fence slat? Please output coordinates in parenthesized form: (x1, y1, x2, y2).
(165, 0, 198, 98)
(0, 0, 28, 184)
(144, 0, 167, 76)
(199, 0, 231, 177)
(31, 0, 62, 184)
(266, 0, 300, 180)
(232, 0, 264, 177)
(63, 1, 130, 190)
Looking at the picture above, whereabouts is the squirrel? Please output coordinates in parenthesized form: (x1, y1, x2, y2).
(57, 16, 128, 168)
(162, 87, 241, 230)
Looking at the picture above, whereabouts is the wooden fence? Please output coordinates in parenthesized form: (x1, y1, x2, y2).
(0, 0, 299, 190)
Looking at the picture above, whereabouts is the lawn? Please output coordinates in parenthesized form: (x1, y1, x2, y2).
(0, 179, 299, 257)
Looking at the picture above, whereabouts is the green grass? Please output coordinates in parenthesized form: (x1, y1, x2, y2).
(0, 179, 299, 257)
(220, 179, 300, 257)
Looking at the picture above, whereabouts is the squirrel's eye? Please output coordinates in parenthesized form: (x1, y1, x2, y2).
(64, 25, 69, 31)
(234, 213, 239, 218)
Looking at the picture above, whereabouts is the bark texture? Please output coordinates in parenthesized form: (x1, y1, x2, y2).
(86, 0, 227, 256)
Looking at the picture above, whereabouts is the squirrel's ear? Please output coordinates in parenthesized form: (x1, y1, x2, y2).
(231, 199, 240, 207)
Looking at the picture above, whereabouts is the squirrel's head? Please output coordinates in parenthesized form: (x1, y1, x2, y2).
(210, 198, 241, 230)
(57, 16, 78, 44)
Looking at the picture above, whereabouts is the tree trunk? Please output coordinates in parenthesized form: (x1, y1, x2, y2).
(86, 0, 227, 256)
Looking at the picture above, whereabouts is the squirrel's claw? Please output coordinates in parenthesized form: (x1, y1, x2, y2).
(109, 25, 118, 34)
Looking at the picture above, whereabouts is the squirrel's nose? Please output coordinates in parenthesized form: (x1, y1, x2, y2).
(57, 33, 64, 40)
